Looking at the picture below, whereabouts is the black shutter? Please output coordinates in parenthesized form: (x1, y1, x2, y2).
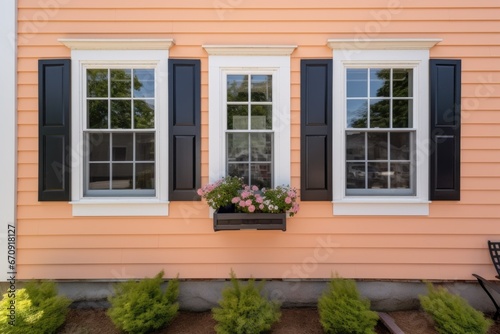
(168, 59, 201, 201)
(429, 59, 461, 200)
(38, 59, 71, 201)
(300, 59, 332, 201)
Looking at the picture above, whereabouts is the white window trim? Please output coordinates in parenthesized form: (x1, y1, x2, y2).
(61, 40, 172, 216)
(329, 40, 439, 216)
(205, 45, 295, 188)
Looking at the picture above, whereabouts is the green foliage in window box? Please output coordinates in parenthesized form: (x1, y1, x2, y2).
(318, 276, 379, 334)
(0, 281, 71, 334)
(212, 270, 281, 334)
(107, 270, 179, 334)
(419, 283, 493, 334)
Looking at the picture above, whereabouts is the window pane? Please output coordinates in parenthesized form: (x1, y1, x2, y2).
(88, 133, 110, 161)
(136, 133, 155, 161)
(347, 100, 367, 128)
(367, 132, 388, 160)
(227, 75, 248, 102)
(88, 100, 108, 129)
(134, 99, 155, 129)
(346, 132, 365, 160)
(251, 164, 272, 188)
(110, 69, 131, 98)
(112, 133, 133, 161)
(251, 133, 272, 161)
(112, 163, 133, 189)
(368, 162, 388, 189)
(346, 69, 367, 97)
(251, 75, 272, 102)
(390, 132, 410, 160)
(393, 69, 412, 98)
(227, 133, 248, 161)
(87, 69, 108, 98)
(227, 105, 248, 130)
(393, 100, 412, 128)
(390, 163, 411, 189)
(133, 69, 155, 98)
(370, 68, 390, 97)
(251, 105, 272, 130)
(136, 163, 155, 189)
(89, 163, 110, 190)
(228, 163, 249, 185)
(370, 99, 390, 128)
(111, 100, 132, 129)
(346, 162, 366, 189)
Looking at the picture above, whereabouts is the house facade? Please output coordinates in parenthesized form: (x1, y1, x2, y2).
(1, 1, 500, 306)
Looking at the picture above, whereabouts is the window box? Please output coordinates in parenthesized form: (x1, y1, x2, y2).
(213, 210, 286, 231)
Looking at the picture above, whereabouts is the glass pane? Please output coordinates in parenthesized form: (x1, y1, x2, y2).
(111, 100, 132, 129)
(228, 163, 249, 185)
(370, 99, 390, 128)
(370, 68, 390, 97)
(251, 164, 272, 188)
(390, 132, 410, 160)
(346, 132, 365, 160)
(251, 133, 272, 161)
(88, 163, 110, 190)
(227, 75, 248, 102)
(368, 162, 388, 189)
(393, 69, 412, 97)
(346, 162, 366, 189)
(251, 75, 272, 102)
(110, 69, 131, 98)
(88, 100, 108, 129)
(393, 100, 412, 128)
(133, 69, 155, 98)
(346, 100, 367, 128)
(227, 133, 248, 162)
(112, 163, 133, 189)
(251, 105, 272, 130)
(136, 163, 155, 189)
(346, 69, 367, 97)
(390, 163, 411, 189)
(367, 132, 388, 160)
(112, 133, 133, 161)
(134, 99, 155, 129)
(136, 133, 155, 161)
(227, 105, 248, 130)
(88, 133, 110, 161)
(87, 69, 108, 98)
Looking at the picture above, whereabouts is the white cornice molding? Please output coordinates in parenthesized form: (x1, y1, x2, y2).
(203, 45, 297, 56)
(327, 38, 442, 50)
(59, 38, 175, 50)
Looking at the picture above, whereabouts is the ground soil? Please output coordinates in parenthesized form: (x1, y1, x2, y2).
(57, 307, 500, 334)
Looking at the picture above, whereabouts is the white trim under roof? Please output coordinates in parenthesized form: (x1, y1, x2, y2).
(203, 45, 297, 56)
(59, 38, 175, 50)
(327, 38, 442, 50)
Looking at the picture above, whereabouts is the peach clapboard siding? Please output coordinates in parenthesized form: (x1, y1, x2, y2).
(17, 0, 500, 280)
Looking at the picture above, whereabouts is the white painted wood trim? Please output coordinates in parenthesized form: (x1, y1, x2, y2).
(333, 202, 430, 216)
(71, 200, 169, 217)
(59, 38, 175, 50)
(327, 38, 441, 50)
(203, 45, 297, 56)
(0, 0, 17, 282)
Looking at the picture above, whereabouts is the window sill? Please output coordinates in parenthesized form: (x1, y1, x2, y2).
(332, 198, 429, 216)
(70, 199, 169, 217)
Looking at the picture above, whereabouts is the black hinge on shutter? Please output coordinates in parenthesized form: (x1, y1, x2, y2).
(38, 59, 71, 201)
(168, 59, 201, 201)
(300, 59, 333, 201)
(429, 59, 461, 200)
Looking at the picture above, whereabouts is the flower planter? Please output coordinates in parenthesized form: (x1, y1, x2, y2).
(213, 210, 286, 231)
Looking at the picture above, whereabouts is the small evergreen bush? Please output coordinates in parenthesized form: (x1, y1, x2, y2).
(0, 281, 71, 334)
(107, 270, 179, 334)
(419, 283, 493, 334)
(318, 276, 379, 334)
(212, 270, 281, 334)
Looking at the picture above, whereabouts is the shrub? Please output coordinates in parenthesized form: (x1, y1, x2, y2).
(212, 270, 281, 334)
(107, 270, 179, 334)
(318, 276, 379, 334)
(0, 281, 71, 334)
(419, 283, 493, 334)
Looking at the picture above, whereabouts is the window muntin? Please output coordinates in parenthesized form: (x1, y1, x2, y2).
(345, 67, 415, 196)
(225, 74, 274, 188)
(84, 67, 156, 197)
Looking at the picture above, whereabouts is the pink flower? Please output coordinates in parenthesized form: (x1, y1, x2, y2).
(241, 191, 250, 199)
(255, 196, 264, 204)
(197, 189, 203, 196)
(285, 197, 292, 204)
(245, 199, 252, 206)
(252, 185, 259, 191)
(259, 204, 264, 210)
(231, 197, 240, 204)
(239, 200, 247, 207)
(288, 190, 296, 198)
(248, 205, 256, 212)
